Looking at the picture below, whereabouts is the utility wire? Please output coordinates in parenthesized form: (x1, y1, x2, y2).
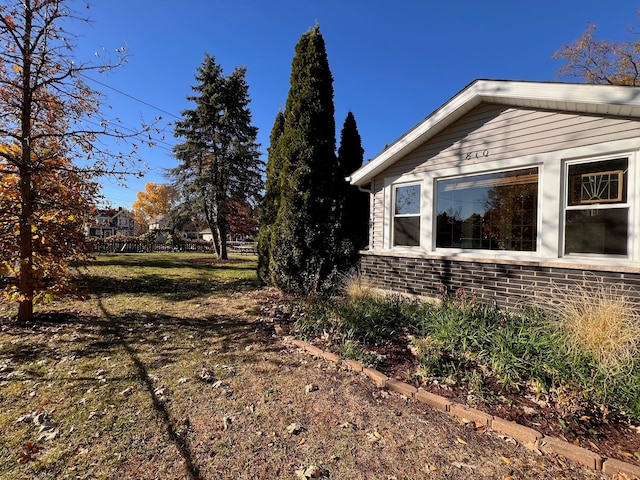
(79, 73, 182, 121)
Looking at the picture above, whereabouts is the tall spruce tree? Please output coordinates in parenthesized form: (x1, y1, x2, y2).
(270, 25, 338, 293)
(257, 110, 285, 283)
(171, 54, 262, 260)
(334, 111, 369, 271)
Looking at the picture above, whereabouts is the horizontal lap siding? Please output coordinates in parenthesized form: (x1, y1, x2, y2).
(381, 103, 640, 179)
(371, 178, 385, 250)
(360, 254, 640, 310)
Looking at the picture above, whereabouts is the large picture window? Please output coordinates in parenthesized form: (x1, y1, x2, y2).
(393, 184, 421, 246)
(564, 158, 628, 256)
(436, 168, 538, 251)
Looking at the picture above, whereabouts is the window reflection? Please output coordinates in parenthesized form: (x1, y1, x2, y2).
(436, 168, 538, 251)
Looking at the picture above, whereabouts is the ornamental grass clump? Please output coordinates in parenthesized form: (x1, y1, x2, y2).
(547, 280, 640, 375)
(338, 268, 378, 302)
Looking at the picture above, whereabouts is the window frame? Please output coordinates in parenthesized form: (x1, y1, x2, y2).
(433, 165, 540, 253)
(391, 182, 422, 248)
(562, 155, 632, 258)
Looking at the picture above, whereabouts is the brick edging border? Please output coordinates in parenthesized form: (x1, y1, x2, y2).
(279, 332, 640, 479)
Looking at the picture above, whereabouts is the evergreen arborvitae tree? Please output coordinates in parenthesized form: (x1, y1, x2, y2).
(257, 110, 285, 283)
(171, 54, 262, 260)
(270, 25, 338, 294)
(334, 111, 369, 271)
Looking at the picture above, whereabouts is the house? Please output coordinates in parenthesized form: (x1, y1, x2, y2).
(349, 79, 640, 309)
(85, 208, 135, 238)
(148, 213, 169, 231)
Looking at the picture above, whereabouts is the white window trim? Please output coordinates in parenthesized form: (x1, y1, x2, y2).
(384, 177, 424, 250)
(381, 137, 640, 267)
(560, 152, 635, 260)
(432, 164, 542, 256)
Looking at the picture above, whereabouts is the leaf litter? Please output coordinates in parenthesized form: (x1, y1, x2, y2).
(0, 255, 611, 479)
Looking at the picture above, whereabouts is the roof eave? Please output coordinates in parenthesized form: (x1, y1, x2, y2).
(350, 80, 640, 187)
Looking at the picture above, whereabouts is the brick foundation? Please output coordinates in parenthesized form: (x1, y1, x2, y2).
(360, 252, 640, 310)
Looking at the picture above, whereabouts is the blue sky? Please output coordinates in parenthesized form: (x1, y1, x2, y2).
(70, 1, 639, 208)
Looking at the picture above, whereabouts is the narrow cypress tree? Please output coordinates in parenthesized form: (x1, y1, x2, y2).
(257, 110, 285, 283)
(270, 25, 338, 294)
(334, 111, 369, 271)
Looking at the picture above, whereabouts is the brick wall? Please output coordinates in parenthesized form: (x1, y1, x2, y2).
(360, 252, 640, 310)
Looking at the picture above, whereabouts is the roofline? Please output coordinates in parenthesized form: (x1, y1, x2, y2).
(350, 79, 640, 186)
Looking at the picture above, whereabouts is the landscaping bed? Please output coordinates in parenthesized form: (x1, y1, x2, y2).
(277, 284, 640, 470)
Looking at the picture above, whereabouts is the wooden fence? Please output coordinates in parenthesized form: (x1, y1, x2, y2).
(88, 238, 257, 255)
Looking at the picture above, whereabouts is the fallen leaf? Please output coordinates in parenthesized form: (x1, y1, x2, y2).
(456, 437, 467, 445)
(23, 442, 38, 454)
(287, 423, 302, 435)
(501, 456, 512, 465)
(37, 428, 59, 442)
(367, 432, 381, 443)
(120, 385, 137, 397)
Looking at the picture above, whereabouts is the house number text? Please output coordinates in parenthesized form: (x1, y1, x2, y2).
(464, 150, 490, 160)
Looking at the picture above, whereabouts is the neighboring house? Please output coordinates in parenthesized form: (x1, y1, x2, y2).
(200, 228, 213, 242)
(148, 214, 169, 231)
(85, 208, 135, 238)
(148, 215, 202, 241)
(349, 79, 640, 309)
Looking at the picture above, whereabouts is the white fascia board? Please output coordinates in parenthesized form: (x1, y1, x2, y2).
(350, 80, 483, 186)
(350, 79, 640, 187)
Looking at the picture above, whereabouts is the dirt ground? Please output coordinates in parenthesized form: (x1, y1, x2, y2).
(0, 282, 613, 479)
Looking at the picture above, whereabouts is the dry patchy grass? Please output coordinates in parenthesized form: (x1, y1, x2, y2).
(0, 254, 606, 479)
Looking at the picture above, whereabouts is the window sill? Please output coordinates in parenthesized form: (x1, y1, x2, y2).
(360, 249, 640, 274)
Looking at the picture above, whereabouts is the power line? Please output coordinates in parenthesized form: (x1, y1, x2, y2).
(79, 73, 182, 121)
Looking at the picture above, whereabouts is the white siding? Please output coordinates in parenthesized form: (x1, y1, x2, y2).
(372, 103, 640, 240)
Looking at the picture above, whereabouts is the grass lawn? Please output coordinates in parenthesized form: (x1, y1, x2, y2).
(0, 253, 605, 479)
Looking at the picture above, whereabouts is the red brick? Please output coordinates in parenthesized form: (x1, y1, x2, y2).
(342, 359, 363, 372)
(491, 417, 541, 445)
(415, 389, 451, 412)
(603, 458, 640, 479)
(363, 367, 388, 387)
(321, 350, 340, 364)
(541, 436, 603, 471)
(386, 379, 417, 398)
(449, 403, 493, 427)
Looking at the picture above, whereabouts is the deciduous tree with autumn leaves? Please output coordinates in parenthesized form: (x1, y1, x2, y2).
(132, 182, 179, 234)
(0, 0, 153, 323)
(554, 16, 640, 86)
